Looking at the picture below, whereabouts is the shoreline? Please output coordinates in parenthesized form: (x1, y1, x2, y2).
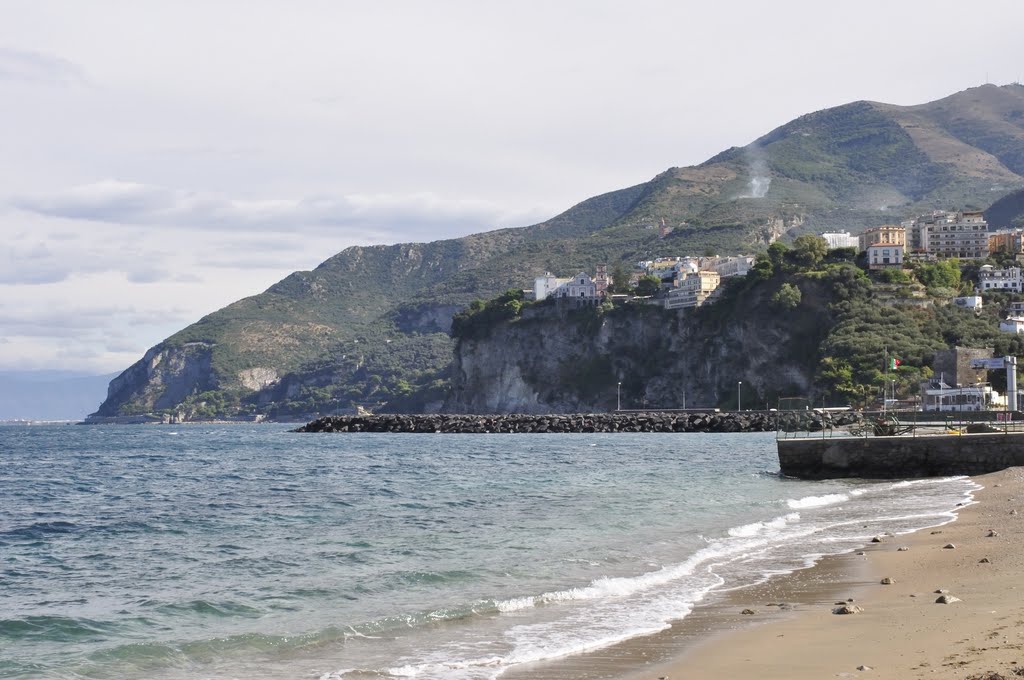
(504, 468, 1022, 680)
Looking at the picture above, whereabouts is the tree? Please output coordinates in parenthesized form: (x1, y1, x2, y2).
(772, 282, 802, 310)
(634, 274, 661, 296)
(790, 235, 828, 270)
(767, 241, 789, 270)
(610, 264, 631, 293)
(915, 259, 961, 290)
(748, 254, 774, 281)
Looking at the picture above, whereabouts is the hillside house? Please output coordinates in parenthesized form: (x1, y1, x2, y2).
(1000, 317, 1024, 334)
(663, 271, 721, 310)
(953, 296, 983, 311)
(866, 242, 904, 269)
(979, 265, 1023, 293)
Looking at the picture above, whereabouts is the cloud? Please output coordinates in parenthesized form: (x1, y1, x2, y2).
(10, 180, 551, 239)
(0, 47, 87, 86)
(0, 305, 193, 338)
(126, 268, 172, 284)
(0, 245, 73, 284)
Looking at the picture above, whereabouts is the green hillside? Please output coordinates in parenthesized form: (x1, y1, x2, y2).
(92, 84, 1024, 420)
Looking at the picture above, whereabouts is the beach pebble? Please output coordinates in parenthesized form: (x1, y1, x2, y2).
(871, 536, 883, 543)
(832, 604, 864, 615)
(1010, 509, 1018, 515)
(856, 551, 866, 556)
(979, 557, 991, 563)
(935, 594, 961, 604)
(987, 529, 999, 537)
(898, 546, 910, 551)
(880, 577, 895, 585)
(741, 608, 756, 615)
(856, 664, 873, 671)
(930, 530, 942, 534)
(943, 543, 956, 549)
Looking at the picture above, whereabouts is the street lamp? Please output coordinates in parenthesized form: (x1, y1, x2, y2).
(617, 381, 622, 411)
(738, 381, 742, 412)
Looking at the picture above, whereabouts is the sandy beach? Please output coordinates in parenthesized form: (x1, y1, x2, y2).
(501, 467, 1024, 680)
(628, 467, 1024, 680)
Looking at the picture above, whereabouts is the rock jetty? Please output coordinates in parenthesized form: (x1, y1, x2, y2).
(295, 410, 861, 434)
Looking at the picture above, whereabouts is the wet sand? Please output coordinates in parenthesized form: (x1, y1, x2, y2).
(505, 468, 1024, 680)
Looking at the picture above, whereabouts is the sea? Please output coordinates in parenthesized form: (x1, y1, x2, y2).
(0, 424, 978, 680)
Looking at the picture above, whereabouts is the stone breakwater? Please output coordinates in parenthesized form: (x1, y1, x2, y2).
(295, 411, 863, 434)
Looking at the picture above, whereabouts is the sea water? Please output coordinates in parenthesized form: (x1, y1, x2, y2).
(0, 424, 977, 679)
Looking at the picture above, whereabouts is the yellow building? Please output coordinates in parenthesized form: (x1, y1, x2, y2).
(858, 225, 906, 252)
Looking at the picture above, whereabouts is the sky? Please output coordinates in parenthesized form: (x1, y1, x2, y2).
(2, 0, 1023, 376)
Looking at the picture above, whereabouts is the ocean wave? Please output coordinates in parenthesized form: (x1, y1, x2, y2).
(786, 493, 849, 509)
(727, 512, 801, 538)
(0, 615, 121, 642)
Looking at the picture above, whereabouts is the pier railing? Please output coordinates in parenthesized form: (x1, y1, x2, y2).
(776, 408, 1024, 441)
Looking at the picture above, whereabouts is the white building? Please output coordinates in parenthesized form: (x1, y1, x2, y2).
(705, 255, 754, 278)
(533, 273, 571, 301)
(1000, 317, 1024, 334)
(979, 265, 1024, 293)
(556, 272, 598, 299)
(866, 243, 904, 269)
(953, 296, 983, 311)
(821, 231, 858, 249)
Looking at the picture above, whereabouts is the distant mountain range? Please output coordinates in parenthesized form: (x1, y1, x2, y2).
(0, 371, 118, 421)
(91, 84, 1024, 420)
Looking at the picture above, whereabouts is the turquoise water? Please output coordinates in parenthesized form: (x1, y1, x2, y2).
(0, 425, 976, 679)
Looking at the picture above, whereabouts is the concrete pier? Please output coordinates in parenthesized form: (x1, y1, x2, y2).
(777, 431, 1024, 479)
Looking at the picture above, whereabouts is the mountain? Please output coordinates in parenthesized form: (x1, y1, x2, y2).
(0, 371, 119, 421)
(985, 186, 1024, 228)
(91, 84, 1024, 420)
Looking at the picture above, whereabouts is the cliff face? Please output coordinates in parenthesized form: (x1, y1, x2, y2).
(446, 279, 833, 413)
(93, 342, 216, 417)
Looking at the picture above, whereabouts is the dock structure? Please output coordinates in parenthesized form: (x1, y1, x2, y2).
(776, 409, 1024, 479)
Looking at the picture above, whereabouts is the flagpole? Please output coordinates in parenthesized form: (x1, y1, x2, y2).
(884, 345, 888, 414)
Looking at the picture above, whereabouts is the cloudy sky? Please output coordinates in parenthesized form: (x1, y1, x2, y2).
(2, 0, 1022, 375)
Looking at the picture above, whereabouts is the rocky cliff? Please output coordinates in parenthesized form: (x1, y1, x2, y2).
(446, 277, 835, 413)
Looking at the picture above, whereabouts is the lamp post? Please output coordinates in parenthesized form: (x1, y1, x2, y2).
(737, 381, 742, 412)
(617, 381, 622, 411)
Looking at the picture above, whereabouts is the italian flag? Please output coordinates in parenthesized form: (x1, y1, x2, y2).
(889, 357, 901, 370)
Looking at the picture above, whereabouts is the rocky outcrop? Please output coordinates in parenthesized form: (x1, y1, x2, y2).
(90, 342, 218, 417)
(445, 278, 834, 414)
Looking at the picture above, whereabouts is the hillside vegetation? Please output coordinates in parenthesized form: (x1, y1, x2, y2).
(92, 84, 1024, 419)
(449, 245, 1024, 412)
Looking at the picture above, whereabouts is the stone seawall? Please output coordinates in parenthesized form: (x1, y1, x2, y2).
(296, 410, 858, 434)
(778, 431, 1024, 479)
